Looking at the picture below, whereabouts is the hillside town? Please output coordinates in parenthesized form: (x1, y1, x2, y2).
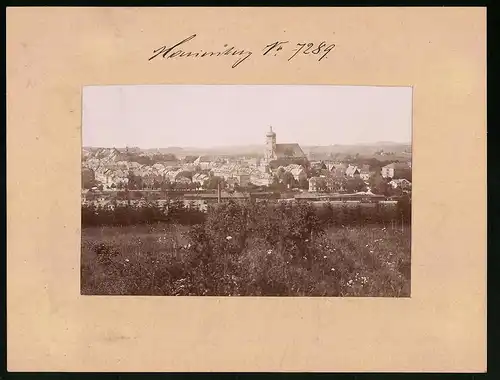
(82, 127, 412, 206)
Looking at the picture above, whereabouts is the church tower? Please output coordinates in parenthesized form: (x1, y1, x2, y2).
(265, 126, 276, 161)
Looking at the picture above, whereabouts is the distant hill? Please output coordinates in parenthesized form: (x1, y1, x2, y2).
(142, 147, 186, 154)
(84, 142, 411, 158)
(302, 143, 411, 156)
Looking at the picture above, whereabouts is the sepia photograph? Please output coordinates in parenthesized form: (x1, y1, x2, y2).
(81, 84, 412, 297)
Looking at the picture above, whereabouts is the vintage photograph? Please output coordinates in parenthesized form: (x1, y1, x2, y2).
(81, 85, 412, 297)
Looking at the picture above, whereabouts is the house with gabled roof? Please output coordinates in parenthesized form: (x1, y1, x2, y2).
(345, 165, 361, 178)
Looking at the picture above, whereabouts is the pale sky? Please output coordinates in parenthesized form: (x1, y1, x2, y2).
(82, 85, 412, 148)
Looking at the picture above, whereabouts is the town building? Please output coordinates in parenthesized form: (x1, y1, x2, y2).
(192, 172, 210, 185)
(308, 176, 336, 192)
(359, 165, 372, 181)
(389, 178, 412, 190)
(194, 155, 222, 170)
(262, 126, 308, 169)
(329, 162, 348, 177)
(277, 164, 307, 182)
(345, 164, 361, 178)
(381, 162, 411, 178)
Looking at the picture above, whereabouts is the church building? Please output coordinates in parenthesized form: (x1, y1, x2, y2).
(263, 126, 308, 169)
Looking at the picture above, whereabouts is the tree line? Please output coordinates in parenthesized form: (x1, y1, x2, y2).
(82, 198, 411, 228)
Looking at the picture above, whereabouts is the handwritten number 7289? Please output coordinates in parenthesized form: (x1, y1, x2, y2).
(263, 41, 335, 62)
(289, 42, 335, 61)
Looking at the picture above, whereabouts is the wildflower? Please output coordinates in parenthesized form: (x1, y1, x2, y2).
(323, 255, 327, 259)
(226, 236, 233, 241)
(370, 250, 374, 253)
(125, 259, 129, 262)
(267, 249, 273, 254)
(331, 268, 335, 271)
(365, 244, 369, 247)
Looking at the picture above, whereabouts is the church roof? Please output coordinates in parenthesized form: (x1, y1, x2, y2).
(275, 143, 305, 158)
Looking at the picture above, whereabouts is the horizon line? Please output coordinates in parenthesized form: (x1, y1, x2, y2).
(83, 141, 412, 149)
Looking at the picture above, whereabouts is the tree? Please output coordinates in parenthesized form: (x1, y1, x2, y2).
(204, 176, 225, 190)
(394, 168, 412, 182)
(151, 153, 178, 163)
(275, 167, 286, 181)
(345, 177, 367, 193)
(397, 194, 411, 224)
(316, 179, 328, 193)
(369, 173, 391, 196)
(127, 171, 143, 190)
(82, 168, 96, 189)
(183, 155, 198, 164)
(298, 177, 309, 190)
(270, 176, 286, 191)
(388, 186, 404, 197)
(281, 172, 296, 188)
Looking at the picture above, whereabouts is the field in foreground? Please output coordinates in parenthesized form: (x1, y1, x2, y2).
(81, 223, 410, 297)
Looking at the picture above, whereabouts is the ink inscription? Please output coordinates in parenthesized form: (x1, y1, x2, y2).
(149, 34, 336, 68)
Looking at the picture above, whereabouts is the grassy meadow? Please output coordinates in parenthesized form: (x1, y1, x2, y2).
(81, 220, 411, 297)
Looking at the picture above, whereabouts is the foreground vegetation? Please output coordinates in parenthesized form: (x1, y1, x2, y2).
(81, 200, 411, 296)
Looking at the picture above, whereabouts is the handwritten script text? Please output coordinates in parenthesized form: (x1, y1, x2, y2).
(148, 34, 336, 68)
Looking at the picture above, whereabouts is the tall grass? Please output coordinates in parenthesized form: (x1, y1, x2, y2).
(81, 200, 411, 296)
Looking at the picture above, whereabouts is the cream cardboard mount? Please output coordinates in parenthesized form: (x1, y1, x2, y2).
(6, 7, 486, 372)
